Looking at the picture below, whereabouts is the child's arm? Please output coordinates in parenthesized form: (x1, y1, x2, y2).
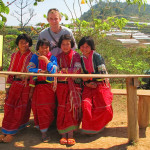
(27, 54, 39, 87)
(46, 55, 57, 74)
(62, 53, 81, 74)
(27, 54, 41, 73)
(6, 53, 15, 86)
(97, 54, 110, 86)
(29, 86, 35, 100)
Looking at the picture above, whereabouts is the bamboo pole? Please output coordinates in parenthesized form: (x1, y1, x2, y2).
(126, 78, 139, 143)
(0, 71, 150, 78)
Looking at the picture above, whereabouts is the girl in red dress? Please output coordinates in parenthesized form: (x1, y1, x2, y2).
(78, 36, 113, 134)
(56, 34, 81, 145)
(0, 34, 33, 143)
(27, 39, 57, 142)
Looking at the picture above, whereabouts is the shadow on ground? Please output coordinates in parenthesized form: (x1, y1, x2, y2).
(0, 119, 131, 150)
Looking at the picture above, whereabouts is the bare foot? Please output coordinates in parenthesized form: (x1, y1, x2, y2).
(42, 132, 50, 143)
(3, 135, 13, 143)
(0, 134, 5, 142)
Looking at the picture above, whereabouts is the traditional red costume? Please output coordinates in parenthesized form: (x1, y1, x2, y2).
(81, 50, 113, 134)
(56, 49, 81, 134)
(2, 50, 33, 135)
(28, 52, 57, 133)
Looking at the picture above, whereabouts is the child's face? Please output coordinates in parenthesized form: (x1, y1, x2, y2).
(80, 42, 92, 57)
(61, 40, 71, 54)
(18, 39, 29, 52)
(38, 44, 49, 56)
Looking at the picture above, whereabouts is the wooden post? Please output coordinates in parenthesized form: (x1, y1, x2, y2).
(138, 95, 150, 128)
(0, 35, 3, 70)
(126, 78, 139, 143)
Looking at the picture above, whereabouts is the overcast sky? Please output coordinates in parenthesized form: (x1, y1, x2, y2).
(3, 0, 150, 26)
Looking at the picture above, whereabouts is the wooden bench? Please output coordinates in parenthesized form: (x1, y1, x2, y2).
(1, 72, 150, 143)
(112, 89, 150, 129)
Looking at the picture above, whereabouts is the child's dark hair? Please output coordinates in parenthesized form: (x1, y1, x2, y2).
(16, 34, 32, 47)
(36, 39, 51, 51)
(58, 34, 75, 48)
(78, 36, 95, 50)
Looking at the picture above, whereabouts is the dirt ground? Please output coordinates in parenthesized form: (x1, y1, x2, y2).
(0, 95, 150, 150)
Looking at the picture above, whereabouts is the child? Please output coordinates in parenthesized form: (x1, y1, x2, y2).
(27, 39, 57, 142)
(78, 36, 113, 134)
(0, 34, 33, 143)
(56, 34, 81, 145)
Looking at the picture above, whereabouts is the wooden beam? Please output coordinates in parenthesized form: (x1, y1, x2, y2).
(111, 89, 150, 96)
(0, 35, 3, 70)
(0, 71, 150, 78)
(138, 96, 150, 128)
(126, 78, 139, 143)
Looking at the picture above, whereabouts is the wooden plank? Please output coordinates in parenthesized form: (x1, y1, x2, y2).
(0, 71, 150, 78)
(0, 77, 5, 91)
(137, 90, 150, 96)
(126, 78, 139, 143)
(111, 89, 127, 95)
(111, 89, 150, 96)
(138, 96, 150, 128)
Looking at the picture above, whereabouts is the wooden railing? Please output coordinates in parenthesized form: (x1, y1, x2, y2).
(0, 71, 150, 143)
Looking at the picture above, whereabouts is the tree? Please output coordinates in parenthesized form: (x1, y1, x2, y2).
(0, 0, 147, 29)
(34, 0, 147, 8)
(0, 0, 9, 29)
(11, 0, 36, 30)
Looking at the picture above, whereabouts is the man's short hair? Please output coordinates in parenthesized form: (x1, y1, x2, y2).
(47, 8, 61, 18)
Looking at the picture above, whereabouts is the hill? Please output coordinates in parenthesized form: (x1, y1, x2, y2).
(80, 1, 150, 22)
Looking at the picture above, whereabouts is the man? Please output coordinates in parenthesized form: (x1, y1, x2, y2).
(38, 8, 76, 56)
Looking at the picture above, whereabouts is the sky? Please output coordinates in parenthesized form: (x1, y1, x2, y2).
(4, 0, 91, 26)
(3, 0, 150, 26)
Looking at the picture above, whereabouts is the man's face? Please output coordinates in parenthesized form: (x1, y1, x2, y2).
(47, 12, 61, 27)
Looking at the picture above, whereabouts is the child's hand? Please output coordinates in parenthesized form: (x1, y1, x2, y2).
(40, 70, 46, 73)
(29, 87, 34, 100)
(105, 78, 110, 87)
(38, 56, 49, 64)
(5, 87, 10, 99)
(82, 77, 90, 81)
(61, 68, 68, 73)
(38, 55, 47, 61)
(85, 82, 97, 88)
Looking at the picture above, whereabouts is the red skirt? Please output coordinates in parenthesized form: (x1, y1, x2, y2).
(32, 83, 55, 133)
(56, 83, 80, 134)
(2, 81, 31, 135)
(81, 82, 113, 134)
